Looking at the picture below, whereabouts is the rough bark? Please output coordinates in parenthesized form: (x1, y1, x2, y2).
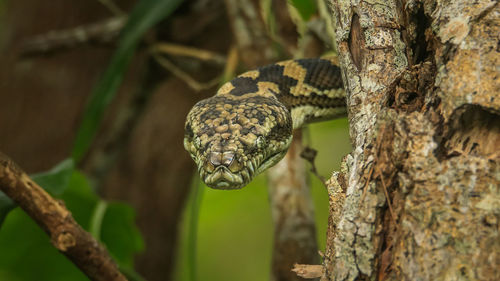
(323, 0, 499, 280)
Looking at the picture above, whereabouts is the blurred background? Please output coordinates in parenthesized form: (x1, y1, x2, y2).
(0, 0, 350, 280)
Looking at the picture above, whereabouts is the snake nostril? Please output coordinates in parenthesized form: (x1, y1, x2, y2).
(210, 152, 222, 166)
(222, 152, 235, 167)
(210, 151, 236, 170)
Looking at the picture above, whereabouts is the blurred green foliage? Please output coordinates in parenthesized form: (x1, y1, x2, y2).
(0, 191, 14, 227)
(0, 0, 180, 278)
(289, 0, 317, 20)
(174, 118, 351, 281)
(72, 0, 183, 162)
(31, 159, 75, 195)
(0, 170, 144, 280)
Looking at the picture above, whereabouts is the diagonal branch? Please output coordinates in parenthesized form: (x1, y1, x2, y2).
(0, 152, 127, 281)
(20, 16, 126, 55)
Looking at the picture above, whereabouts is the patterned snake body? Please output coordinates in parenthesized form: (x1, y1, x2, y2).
(184, 58, 346, 189)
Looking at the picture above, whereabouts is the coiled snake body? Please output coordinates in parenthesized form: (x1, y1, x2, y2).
(184, 58, 346, 189)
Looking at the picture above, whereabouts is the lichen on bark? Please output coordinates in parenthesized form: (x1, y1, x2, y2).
(324, 0, 499, 280)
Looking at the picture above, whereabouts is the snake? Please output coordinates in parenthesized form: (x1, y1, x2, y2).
(184, 58, 346, 189)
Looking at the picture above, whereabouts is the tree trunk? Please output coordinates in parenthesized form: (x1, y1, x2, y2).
(0, 1, 230, 280)
(322, 0, 499, 280)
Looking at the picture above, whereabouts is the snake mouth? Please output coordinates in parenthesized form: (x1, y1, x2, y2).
(199, 146, 288, 190)
(203, 166, 245, 189)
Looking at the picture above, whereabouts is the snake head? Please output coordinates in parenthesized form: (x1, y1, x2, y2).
(184, 95, 292, 189)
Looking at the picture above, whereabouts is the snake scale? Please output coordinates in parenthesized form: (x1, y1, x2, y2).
(184, 58, 346, 189)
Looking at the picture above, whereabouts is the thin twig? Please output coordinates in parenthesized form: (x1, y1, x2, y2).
(151, 52, 221, 91)
(360, 125, 396, 222)
(360, 163, 374, 203)
(150, 43, 226, 65)
(20, 16, 126, 55)
(98, 0, 124, 16)
(300, 146, 327, 188)
(376, 168, 396, 223)
(361, 125, 386, 202)
(221, 45, 239, 83)
(0, 152, 127, 281)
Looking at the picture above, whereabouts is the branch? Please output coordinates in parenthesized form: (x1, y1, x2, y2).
(0, 152, 127, 281)
(268, 131, 319, 281)
(20, 16, 126, 55)
(150, 43, 226, 65)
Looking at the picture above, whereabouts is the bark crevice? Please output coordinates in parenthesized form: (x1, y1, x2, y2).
(441, 104, 500, 159)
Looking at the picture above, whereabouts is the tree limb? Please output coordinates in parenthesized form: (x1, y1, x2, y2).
(20, 16, 126, 55)
(0, 152, 127, 281)
(268, 131, 319, 281)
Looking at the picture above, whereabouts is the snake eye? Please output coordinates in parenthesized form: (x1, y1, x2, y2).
(256, 136, 266, 149)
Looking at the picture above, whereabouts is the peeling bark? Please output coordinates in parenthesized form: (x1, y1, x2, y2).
(324, 0, 499, 280)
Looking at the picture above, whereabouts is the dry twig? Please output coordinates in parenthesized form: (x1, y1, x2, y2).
(300, 146, 327, 187)
(20, 16, 126, 55)
(0, 152, 127, 281)
(377, 168, 396, 223)
(360, 162, 375, 203)
(291, 263, 323, 279)
(98, 0, 124, 16)
(360, 125, 386, 202)
(150, 43, 226, 65)
(221, 45, 239, 83)
(151, 53, 221, 91)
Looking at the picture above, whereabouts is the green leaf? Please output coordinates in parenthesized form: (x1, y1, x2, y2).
(0, 170, 144, 280)
(71, 0, 184, 162)
(0, 192, 14, 228)
(60, 171, 99, 229)
(31, 158, 74, 195)
(0, 208, 89, 281)
(101, 202, 144, 268)
(289, 0, 316, 21)
(62, 171, 144, 269)
(0, 171, 96, 281)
